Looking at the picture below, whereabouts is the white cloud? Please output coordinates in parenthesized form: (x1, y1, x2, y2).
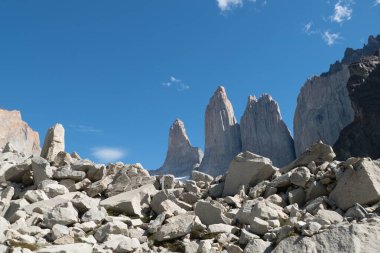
(331, 1, 353, 24)
(322, 31, 341, 46)
(92, 147, 126, 162)
(217, 0, 243, 11)
(161, 76, 190, 91)
(375, 0, 380, 6)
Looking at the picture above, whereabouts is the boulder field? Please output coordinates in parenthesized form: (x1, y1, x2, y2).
(1, 129, 380, 252)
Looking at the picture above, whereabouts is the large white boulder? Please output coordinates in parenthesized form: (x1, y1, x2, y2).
(223, 152, 277, 197)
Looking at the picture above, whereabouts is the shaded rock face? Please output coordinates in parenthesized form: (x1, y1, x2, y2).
(334, 53, 380, 160)
(240, 95, 295, 167)
(294, 35, 380, 156)
(0, 109, 40, 155)
(41, 123, 65, 162)
(199, 86, 241, 176)
(156, 119, 203, 177)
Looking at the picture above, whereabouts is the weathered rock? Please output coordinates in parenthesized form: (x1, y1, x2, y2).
(294, 35, 380, 156)
(37, 243, 93, 253)
(154, 214, 204, 242)
(194, 200, 231, 226)
(329, 158, 380, 210)
(41, 123, 65, 162)
(156, 119, 203, 177)
(273, 219, 380, 252)
(32, 157, 54, 185)
(223, 152, 277, 197)
(282, 142, 335, 173)
(100, 184, 157, 217)
(240, 95, 295, 167)
(290, 167, 311, 188)
(199, 86, 242, 176)
(249, 217, 269, 236)
(53, 167, 86, 182)
(0, 109, 40, 155)
(94, 221, 129, 242)
(42, 202, 78, 228)
(334, 53, 380, 160)
(244, 239, 273, 253)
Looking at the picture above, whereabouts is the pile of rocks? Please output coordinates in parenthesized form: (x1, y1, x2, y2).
(2, 123, 380, 253)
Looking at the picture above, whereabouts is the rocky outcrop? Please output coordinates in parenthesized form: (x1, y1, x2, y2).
(334, 52, 380, 160)
(294, 35, 380, 156)
(199, 86, 241, 176)
(155, 119, 203, 177)
(240, 95, 295, 167)
(0, 109, 40, 155)
(41, 123, 65, 162)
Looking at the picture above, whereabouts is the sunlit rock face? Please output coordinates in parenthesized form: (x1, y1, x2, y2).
(156, 119, 203, 177)
(199, 86, 241, 176)
(0, 108, 40, 155)
(240, 94, 295, 167)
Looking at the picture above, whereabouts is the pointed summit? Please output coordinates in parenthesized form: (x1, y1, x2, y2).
(156, 119, 203, 177)
(240, 94, 295, 167)
(199, 86, 242, 176)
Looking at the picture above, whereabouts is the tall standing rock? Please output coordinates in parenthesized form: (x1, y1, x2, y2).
(0, 109, 40, 155)
(294, 35, 380, 156)
(199, 86, 241, 176)
(334, 52, 380, 160)
(156, 119, 203, 177)
(41, 123, 65, 162)
(240, 94, 295, 167)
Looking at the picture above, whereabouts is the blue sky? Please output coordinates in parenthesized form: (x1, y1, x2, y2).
(0, 0, 379, 169)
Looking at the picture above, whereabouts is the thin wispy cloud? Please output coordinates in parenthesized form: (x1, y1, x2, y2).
(374, 0, 380, 6)
(92, 147, 126, 162)
(330, 1, 353, 24)
(304, 22, 318, 35)
(322, 31, 341, 46)
(162, 76, 190, 91)
(69, 125, 103, 134)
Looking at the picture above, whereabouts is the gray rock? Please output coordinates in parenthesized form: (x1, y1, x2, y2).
(249, 217, 269, 236)
(290, 167, 311, 188)
(156, 119, 203, 177)
(244, 239, 272, 253)
(41, 123, 65, 162)
(194, 200, 231, 226)
(42, 202, 78, 228)
(116, 237, 141, 252)
(24, 190, 49, 203)
(273, 219, 380, 252)
(223, 152, 277, 197)
(94, 221, 129, 242)
(37, 243, 93, 253)
(240, 95, 295, 167)
(32, 157, 53, 185)
(155, 214, 204, 242)
(100, 184, 157, 217)
(53, 167, 86, 182)
(81, 207, 107, 224)
(282, 142, 335, 173)
(192, 171, 214, 185)
(330, 159, 380, 210)
(199, 86, 242, 176)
